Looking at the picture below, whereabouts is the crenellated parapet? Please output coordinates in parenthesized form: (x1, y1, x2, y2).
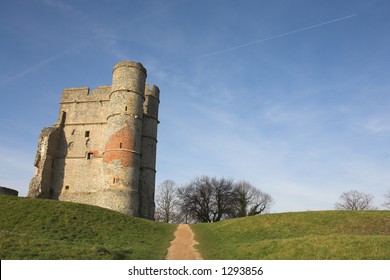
(61, 86, 111, 103)
(144, 83, 160, 121)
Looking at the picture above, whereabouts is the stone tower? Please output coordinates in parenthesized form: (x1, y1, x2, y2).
(28, 61, 160, 220)
(139, 84, 160, 219)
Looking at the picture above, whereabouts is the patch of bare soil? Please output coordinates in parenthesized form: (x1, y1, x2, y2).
(165, 224, 203, 260)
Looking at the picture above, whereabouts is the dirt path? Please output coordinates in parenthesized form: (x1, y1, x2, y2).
(165, 224, 203, 260)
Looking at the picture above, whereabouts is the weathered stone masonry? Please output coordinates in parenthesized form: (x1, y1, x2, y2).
(28, 61, 160, 220)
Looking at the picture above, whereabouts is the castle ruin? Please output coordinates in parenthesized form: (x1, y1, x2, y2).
(28, 61, 160, 220)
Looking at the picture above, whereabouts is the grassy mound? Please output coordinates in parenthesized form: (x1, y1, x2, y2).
(0, 196, 176, 260)
(191, 210, 390, 259)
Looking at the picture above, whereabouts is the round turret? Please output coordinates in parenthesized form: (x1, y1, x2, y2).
(111, 61, 147, 93)
(101, 61, 147, 216)
(139, 83, 160, 219)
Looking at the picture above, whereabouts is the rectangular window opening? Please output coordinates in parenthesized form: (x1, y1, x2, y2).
(87, 152, 93, 159)
(65, 185, 69, 190)
(85, 131, 90, 137)
(120, 143, 123, 149)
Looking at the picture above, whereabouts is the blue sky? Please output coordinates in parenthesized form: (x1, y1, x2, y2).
(1, 0, 389, 213)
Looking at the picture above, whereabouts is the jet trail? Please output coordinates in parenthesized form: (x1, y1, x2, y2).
(187, 14, 357, 62)
(0, 43, 85, 87)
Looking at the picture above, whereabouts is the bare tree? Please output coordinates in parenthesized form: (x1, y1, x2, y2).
(334, 190, 377, 210)
(178, 176, 212, 223)
(211, 177, 237, 220)
(232, 181, 273, 217)
(248, 189, 273, 216)
(382, 190, 390, 210)
(154, 180, 179, 223)
(177, 176, 274, 223)
(177, 176, 236, 223)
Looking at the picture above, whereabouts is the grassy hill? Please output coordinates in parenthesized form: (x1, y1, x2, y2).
(0, 196, 176, 260)
(191, 210, 390, 259)
(2, 196, 389, 260)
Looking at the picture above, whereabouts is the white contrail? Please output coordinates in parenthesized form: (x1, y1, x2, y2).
(0, 43, 85, 87)
(187, 14, 357, 62)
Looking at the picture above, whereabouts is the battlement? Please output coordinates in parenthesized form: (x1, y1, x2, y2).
(91, 86, 111, 96)
(145, 83, 160, 100)
(61, 86, 111, 103)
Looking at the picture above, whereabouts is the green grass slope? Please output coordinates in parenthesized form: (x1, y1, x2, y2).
(191, 211, 390, 260)
(0, 196, 176, 260)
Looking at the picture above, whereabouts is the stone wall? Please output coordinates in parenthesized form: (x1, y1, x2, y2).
(28, 113, 66, 199)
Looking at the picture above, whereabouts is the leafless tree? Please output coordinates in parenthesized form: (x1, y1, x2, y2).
(211, 177, 237, 220)
(154, 180, 180, 223)
(177, 176, 274, 223)
(177, 176, 236, 223)
(334, 190, 377, 210)
(232, 181, 273, 217)
(382, 190, 390, 210)
(177, 176, 212, 223)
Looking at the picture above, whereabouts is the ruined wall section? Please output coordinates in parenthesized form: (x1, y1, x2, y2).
(28, 112, 67, 199)
(56, 86, 110, 206)
(139, 84, 160, 219)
